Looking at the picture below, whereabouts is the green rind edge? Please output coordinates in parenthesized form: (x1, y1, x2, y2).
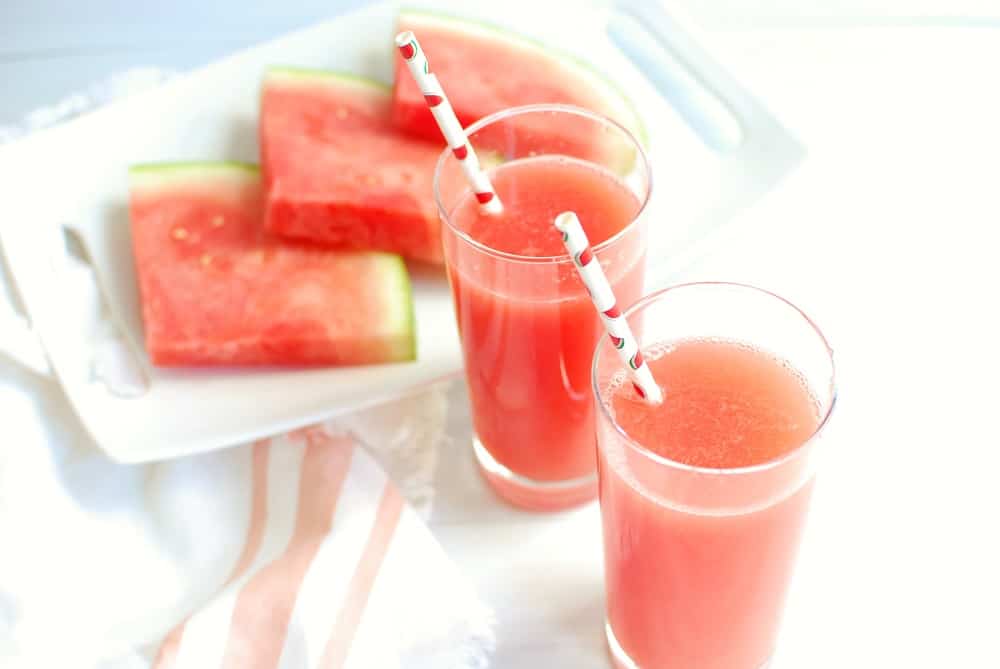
(129, 161, 259, 176)
(377, 253, 417, 362)
(398, 7, 648, 147)
(265, 66, 391, 93)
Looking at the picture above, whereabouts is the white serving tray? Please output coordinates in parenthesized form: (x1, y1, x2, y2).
(0, 0, 803, 463)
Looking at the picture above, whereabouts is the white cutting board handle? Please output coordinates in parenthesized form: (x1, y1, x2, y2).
(0, 244, 52, 377)
(608, 2, 740, 151)
(608, 0, 805, 283)
(609, 0, 783, 153)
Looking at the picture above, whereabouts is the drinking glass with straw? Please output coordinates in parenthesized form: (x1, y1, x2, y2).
(404, 31, 652, 511)
(591, 282, 835, 669)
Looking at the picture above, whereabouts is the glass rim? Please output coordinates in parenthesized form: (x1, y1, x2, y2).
(432, 102, 651, 266)
(591, 281, 838, 477)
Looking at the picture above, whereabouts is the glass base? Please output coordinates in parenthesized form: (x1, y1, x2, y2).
(605, 620, 640, 669)
(473, 436, 596, 511)
(605, 620, 772, 669)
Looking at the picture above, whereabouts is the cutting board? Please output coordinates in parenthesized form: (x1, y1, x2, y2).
(0, 0, 803, 462)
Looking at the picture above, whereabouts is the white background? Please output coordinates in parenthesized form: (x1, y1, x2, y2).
(3, 1, 1000, 667)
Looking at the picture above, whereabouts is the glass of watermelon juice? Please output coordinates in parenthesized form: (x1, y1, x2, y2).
(434, 104, 650, 511)
(593, 283, 836, 669)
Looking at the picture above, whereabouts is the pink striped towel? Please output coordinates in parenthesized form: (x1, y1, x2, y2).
(0, 380, 494, 669)
(151, 429, 424, 669)
(150, 422, 492, 669)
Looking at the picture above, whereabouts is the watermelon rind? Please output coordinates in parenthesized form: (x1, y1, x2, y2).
(264, 66, 391, 95)
(397, 7, 647, 147)
(376, 253, 418, 362)
(130, 161, 258, 174)
(129, 161, 258, 191)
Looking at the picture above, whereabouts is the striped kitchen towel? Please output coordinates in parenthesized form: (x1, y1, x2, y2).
(151, 426, 491, 669)
(0, 380, 493, 669)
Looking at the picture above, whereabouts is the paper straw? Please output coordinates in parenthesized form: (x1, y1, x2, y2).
(554, 211, 663, 404)
(395, 30, 503, 214)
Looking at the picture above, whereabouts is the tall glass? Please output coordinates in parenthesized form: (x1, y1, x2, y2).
(593, 283, 836, 669)
(435, 105, 650, 511)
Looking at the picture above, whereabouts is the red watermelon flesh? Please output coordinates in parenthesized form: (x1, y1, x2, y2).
(129, 162, 415, 367)
(261, 68, 445, 264)
(392, 10, 644, 170)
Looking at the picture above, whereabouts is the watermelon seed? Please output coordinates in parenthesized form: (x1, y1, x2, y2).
(211, 216, 226, 228)
(171, 227, 189, 240)
(200, 254, 214, 267)
(363, 175, 379, 186)
(336, 108, 348, 120)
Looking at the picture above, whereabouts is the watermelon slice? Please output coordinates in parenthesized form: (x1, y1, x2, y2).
(129, 162, 415, 367)
(261, 68, 445, 264)
(392, 10, 644, 167)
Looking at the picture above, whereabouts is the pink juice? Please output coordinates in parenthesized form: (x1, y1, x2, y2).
(599, 338, 822, 669)
(445, 156, 645, 509)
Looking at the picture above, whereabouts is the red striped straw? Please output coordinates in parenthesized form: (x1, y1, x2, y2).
(395, 30, 503, 214)
(554, 211, 663, 404)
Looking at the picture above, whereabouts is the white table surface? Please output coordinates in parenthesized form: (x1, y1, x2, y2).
(4, 2, 1000, 667)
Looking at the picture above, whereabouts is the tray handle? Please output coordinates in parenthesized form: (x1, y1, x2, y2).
(608, 0, 807, 283)
(607, 3, 743, 152)
(0, 245, 51, 377)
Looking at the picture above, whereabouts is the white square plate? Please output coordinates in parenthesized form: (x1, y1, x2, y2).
(0, 0, 803, 462)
